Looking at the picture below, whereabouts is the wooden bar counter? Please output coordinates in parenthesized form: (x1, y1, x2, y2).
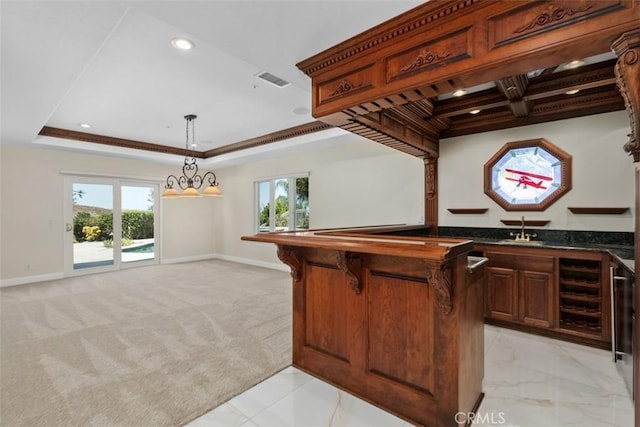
(242, 227, 485, 426)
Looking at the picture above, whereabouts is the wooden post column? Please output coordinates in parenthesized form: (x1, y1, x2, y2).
(612, 29, 640, 162)
(425, 156, 438, 235)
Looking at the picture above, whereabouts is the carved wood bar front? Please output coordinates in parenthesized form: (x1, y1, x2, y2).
(242, 228, 484, 426)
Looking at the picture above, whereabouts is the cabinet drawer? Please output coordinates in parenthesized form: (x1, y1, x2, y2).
(487, 252, 516, 269)
(522, 255, 554, 273)
(487, 252, 554, 273)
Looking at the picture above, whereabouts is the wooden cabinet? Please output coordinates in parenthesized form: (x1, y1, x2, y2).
(520, 270, 555, 329)
(478, 244, 611, 349)
(485, 250, 555, 329)
(486, 267, 518, 321)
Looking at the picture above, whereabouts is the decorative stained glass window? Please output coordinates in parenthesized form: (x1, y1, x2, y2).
(484, 138, 571, 211)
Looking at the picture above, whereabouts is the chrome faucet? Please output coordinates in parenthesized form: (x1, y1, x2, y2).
(510, 216, 537, 242)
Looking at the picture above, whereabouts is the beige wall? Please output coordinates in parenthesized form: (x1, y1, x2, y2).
(439, 111, 634, 231)
(213, 134, 425, 268)
(1, 111, 633, 284)
(0, 145, 219, 284)
(0, 135, 425, 283)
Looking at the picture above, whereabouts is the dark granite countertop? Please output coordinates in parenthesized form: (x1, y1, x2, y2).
(473, 237, 635, 267)
(378, 226, 635, 271)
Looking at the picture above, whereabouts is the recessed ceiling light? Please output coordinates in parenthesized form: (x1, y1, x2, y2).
(527, 68, 545, 78)
(563, 59, 584, 70)
(171, 37, 195, 50)
(79, 123, 91, 129)
(469, 109, 481, 115)
(565, 89, 580, 95)
(452, 89, 467, 97)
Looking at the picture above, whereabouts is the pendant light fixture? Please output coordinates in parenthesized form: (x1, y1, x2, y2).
(162, 114, 223, 198)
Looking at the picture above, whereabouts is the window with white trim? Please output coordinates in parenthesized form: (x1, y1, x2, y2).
(256, 175, 309, 232)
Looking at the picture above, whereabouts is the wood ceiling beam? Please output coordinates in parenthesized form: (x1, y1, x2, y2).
(433, 61, 618, 120)
(38, 126, 200, 158)
(347, 110, 439, 158)
(39, 121, 334, 160)
(442, 87, 625, 138)
(495, 74, 529, 99)
(433, 92, 508, 118)
(339, 120, 434, 158)
(495, 74, 531, 117)
(203, 121, 333, 157)
(508, 100, 532, 118)
(385, 108, 442, 142)
(524, 60, 618, 101)
(329, 59, 622, 152)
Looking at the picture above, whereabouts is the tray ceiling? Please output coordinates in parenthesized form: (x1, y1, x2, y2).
(1, 1, 626, 166)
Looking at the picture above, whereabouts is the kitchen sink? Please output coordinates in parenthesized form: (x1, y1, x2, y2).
(498, 239, 545, 245)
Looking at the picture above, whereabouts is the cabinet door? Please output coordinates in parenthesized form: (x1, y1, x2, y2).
(519, 270, 554, 328)
(486, 267, 519, 321)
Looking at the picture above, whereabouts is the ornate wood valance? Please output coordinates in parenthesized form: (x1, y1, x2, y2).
(297, 0, 639, 160)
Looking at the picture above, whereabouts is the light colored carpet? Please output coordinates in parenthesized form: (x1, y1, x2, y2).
(0, 260, 292, 426)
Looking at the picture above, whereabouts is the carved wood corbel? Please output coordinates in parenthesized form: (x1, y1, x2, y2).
(276, 245, 302, 283)
(612, 30, 640, 162)
(426, 263, 452, 314)
(336, 251, 362, 294)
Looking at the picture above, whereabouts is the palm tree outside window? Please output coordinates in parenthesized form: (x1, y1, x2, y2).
(256, 175, 309, 232)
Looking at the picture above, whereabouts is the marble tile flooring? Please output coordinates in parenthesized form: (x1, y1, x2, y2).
(186, 326, 634, 426)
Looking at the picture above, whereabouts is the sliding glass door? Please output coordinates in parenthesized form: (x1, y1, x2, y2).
(70, 180, 116, 270)
(65, 176, 159, 274)
(121, 184, 156, 265)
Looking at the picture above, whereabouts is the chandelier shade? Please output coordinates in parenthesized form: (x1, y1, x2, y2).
(162, 115, 223, 198)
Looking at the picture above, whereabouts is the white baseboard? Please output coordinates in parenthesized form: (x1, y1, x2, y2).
(213, 254, 289, 273)
(0, 272, 65, 288)
(161, 253, 218, 265)
(1, 254, 287, 288)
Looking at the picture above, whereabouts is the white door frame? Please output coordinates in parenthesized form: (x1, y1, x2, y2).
(63, 174, 160, 277)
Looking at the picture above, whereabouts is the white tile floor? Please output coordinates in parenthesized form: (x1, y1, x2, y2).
(186, 326, 634, 427)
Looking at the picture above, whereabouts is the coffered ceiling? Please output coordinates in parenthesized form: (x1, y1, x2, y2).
(391, 53, 622, 140)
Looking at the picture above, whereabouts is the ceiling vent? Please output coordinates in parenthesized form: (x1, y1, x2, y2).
(256, 71, 290, 88)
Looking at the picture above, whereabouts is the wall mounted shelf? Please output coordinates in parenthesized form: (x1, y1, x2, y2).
(447, 208, 488, 214)
(567, 207, 629, 214)
(500, 219, 550, 226)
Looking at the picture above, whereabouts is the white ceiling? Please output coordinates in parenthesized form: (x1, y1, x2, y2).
(1, 0, 424, 166)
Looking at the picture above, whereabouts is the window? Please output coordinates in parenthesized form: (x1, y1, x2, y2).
(256, 175, 309, 232)
(484, 138, 572, 211)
